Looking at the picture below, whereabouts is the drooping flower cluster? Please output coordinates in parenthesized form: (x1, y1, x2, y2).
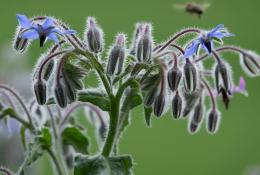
(0, 13, 259, 175)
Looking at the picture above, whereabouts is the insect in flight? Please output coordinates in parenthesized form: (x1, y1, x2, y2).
(173, 2, 211, 18)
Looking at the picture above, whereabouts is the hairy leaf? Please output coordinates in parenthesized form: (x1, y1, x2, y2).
(62, 127, 90, 154)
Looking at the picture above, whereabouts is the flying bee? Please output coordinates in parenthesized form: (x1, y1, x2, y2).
(173, 2, 211, 18)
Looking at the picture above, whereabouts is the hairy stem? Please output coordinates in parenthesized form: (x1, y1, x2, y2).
(0, 85, 32, 125)
(101, 96, 119, 157)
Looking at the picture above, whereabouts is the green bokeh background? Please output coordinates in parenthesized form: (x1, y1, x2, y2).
(1, 0, 260, 174)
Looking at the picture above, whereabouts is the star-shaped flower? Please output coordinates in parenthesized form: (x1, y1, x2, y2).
(184, 24, 234, 58)
(16, 14, 76, 47)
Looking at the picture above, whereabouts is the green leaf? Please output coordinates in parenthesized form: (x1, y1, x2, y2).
(62, 127, 90, 154)
(121, 87, 142, 113)
(78, 90, 111, 111)
(37, 127, 52, 149)
(144, 106, 153, 127)
(74, 155, 133, 175)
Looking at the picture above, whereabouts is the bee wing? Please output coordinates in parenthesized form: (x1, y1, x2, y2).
(173, 3, 186, 10)
(200, 2, 211, 10)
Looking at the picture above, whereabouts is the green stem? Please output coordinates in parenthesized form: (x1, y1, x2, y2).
(101, 96, 119, 157)
(47, 149, 64, 175)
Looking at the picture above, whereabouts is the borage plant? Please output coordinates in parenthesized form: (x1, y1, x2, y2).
(0, 14, 260, 175)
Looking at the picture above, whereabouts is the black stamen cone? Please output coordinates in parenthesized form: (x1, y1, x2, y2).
(39, 35, 47, 47)
(204, 40, 212, 54)
(215, 62, 230, 93)
(34, 80, 47, 105)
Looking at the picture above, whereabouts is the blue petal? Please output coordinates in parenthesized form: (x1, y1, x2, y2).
(42, 18, 55, 29)
(210, 24, 224, 34)
(21, 29, 39, 40)
(16, 14, 32, 28)
(47, 33, 59, 43)
(49, 28, 64, 35)
(183, 40, 201, 58)
(211, 31, 234, 39)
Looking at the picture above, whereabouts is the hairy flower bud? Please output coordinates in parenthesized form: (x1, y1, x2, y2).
(54, 83, 68, 108)
(172, 91, 182, 119)
(240, 52, 260, 77)
(14, 35, 29, 53)
(214, 61, 232, 93)
(207, 109, 220, 134)
(43, 59, 54, 81)
(64, 78, 77, 103)
(153, 93, 165, 117)
(183, 58, 197, 92)
(85, 17, 103, 53)
(191, 98, 204, 124)
(107, 34, 126, 75)
(219, 87, 230, 109)
(182, 90, 201, 117)
(130, 23, 144, 55)
(34, 80, 47, 105)
(189, 122, 199, 134)
(136, 24, 153, 62)
(167, 65, 182, 92)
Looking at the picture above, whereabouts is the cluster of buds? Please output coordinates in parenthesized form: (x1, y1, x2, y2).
(12, 14, 260, 136)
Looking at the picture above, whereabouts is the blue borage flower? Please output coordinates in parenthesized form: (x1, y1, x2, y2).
(184, 24, 234, 58)
(16, 14, 76, 47)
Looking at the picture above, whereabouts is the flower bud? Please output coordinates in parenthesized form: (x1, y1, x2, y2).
(191, 98, 204, 124)
(54, 83, 68, 108)
(182, 90, 201, 117)
(214, 61, 232, 93)
(130, 23, 144, 55)
(153, 93, 165, 117)
(240, 52, 260, 77)
(189, 122, 199, 134)
(136, 24, 153, 62)
(43, 59, 54, 81)
(207, 109, 220, 134)
(107, 34, 126, 75)
(172, 91, 182, 119)
(183, 58, 197, 92)
(219, 87, 230, 109)
(34, 80, 47, 105)
(141, 74, 160, 91)
(64, 78, 77, 103)
(85, 17, 103, 53)
(14, 35, 29, 53)
(167, 65, 182, 92)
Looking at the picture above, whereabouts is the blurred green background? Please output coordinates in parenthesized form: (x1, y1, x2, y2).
(1, 0, 260, 174)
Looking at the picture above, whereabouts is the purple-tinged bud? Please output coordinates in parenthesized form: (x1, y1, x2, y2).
(207, 109, 221, 134)
(130, 23, 144, 55)
(172, 91, 182, 119)
(240, 52, 260, 77)
(54, 83, 68, 108)
(191, 98, 204, 124)
(167, 65, 182, 92)
(153, 93, 166, 117)
(34, 80, 47, 105)
(136, 24, 153, 62)
(85, 17, 103, 53)
(214, 61, 232, 93)
(107, 34, 126, 75)
(183, 58, 197, 92)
